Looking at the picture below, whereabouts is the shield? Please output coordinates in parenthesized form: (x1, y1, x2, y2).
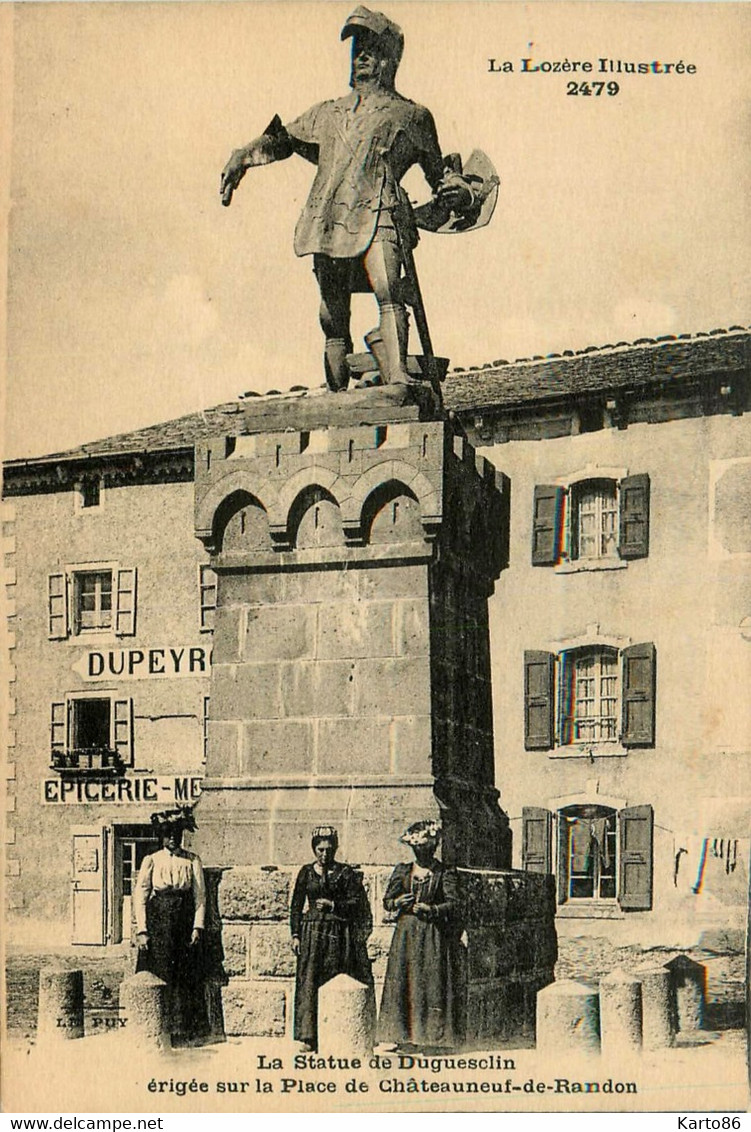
(413, 149, 500, 235)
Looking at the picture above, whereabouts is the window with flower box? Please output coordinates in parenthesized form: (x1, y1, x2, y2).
(50, 694, 133, 771)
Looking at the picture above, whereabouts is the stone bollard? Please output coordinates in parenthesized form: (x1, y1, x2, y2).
(120, 972, 168, 1050)
(637, 965, 676, 1050)
(664, 955, 706, 1032)
(536, 980, 600, 1054)
(318, 974, 376, 1056)
(37, 968, 85, 1043)
(599, 968, 642, 1054)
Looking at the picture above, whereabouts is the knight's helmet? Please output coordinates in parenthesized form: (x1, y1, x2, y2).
(342, 7, 404, 84)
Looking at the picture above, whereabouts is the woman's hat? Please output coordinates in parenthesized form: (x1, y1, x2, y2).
(311, 825, 338, 848)
(400, 819, 441, 847)
(150, 805, 197, 833)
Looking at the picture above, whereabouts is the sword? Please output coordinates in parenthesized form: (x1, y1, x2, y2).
(391, 187, 442, 397)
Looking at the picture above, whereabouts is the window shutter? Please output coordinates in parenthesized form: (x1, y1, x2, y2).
(113, 698, 133, 764)
(556, 816, 568, 904)
(522, 807, 552, 873)
(531, 485, 564, 566)
(115, 568, 137, 636)
(199, 564, 217, 632)
(51, 701, 67, 753)
(48, 573, 69, 639)
(524, 650, 555, 750)
(619, 473, 650, 559)
(621, 642, 656, 747)
(618, 804, 653, 910)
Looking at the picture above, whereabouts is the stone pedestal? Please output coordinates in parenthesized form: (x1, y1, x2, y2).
(190, 389, 552, 1044)
(194, 400, 510, 869)
(37, 968, 84, 1043)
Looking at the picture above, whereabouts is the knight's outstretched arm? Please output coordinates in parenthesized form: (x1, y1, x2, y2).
(220, 115, 295, 207)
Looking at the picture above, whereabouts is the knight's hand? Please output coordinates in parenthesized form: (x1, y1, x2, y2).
(436, 178, 473, 214)
(220, 150, 248, 206)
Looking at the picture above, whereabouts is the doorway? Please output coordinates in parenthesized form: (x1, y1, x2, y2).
(111, 825, 158, 944)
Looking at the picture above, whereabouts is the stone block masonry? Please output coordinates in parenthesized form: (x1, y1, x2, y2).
(206, 866, 556, 1045)
(194, 413, 511, 870)
(191, 399, 543, 1046)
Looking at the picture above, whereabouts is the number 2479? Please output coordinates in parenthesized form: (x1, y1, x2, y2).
(567, 81, 620, 96)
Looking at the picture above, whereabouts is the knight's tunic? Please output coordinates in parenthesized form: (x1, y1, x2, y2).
(285, 88, 444, 259)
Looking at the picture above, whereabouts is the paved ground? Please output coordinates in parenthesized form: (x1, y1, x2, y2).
(5, 945, 748, 1114)
(5, 948, 133, 1040)
(7, 945, 746, 1039)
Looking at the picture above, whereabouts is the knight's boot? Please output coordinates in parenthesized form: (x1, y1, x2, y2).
(355, 329, 385, 387)
(376, 304, 415, 385)
(323, 337, 351, 392)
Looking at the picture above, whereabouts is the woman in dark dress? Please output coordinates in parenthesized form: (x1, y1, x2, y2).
(290, 826, 372, 1052)
(378, 820, 464, 1050)
(134, 806, 209, 1045)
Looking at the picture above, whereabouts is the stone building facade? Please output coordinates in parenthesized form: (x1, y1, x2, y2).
(3, 327, 749, 1025)
(450, 329, 751, 1004)
(2, 449, 210, 947)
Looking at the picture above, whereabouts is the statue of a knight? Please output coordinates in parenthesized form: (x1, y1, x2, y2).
(220, 7, 498, 392)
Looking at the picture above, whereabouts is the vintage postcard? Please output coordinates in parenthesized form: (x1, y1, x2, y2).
(1, 0, 749, 1118)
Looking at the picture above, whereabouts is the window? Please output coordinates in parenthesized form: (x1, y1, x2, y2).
(202, 695, 210, 764)
(562, 806, 617, 900)
(72, 697, 111, 748)
(74, 571, 112, 632)
(560, 647, 619, 744)
(524, 643, 656, 751)
(572, 480, 618, 561)
(50, 694, 134, 765)
(531, 473, 649, 566)
(522, 803, 653, 911)
(199, 565, 217, 632)
(47, 565, 137, 639)
(120, 835, 157, 900)
(78, 477, 102, 510)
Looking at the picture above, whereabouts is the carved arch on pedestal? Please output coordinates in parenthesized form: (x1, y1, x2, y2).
(270, 466, 348, 549)
(195, 469, 279, 551)
(343, 461, 441, 544)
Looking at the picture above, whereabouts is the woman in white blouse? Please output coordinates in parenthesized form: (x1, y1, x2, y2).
(134, 806, 208, 1044)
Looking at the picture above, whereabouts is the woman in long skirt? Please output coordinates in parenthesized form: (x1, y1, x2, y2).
(134, 806, 209, 1044)
(378, 820, 464, 1050)
(290, 826, 372, 1052)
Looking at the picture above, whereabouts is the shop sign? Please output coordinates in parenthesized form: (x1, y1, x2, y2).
(42, 775, 203, 805)
(72, 645, 211, 681)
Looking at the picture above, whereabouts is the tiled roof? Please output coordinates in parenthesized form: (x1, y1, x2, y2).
(6, 400, 248, 464)
(6, 327, 749, 466)
(446, 327, 749, 414)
